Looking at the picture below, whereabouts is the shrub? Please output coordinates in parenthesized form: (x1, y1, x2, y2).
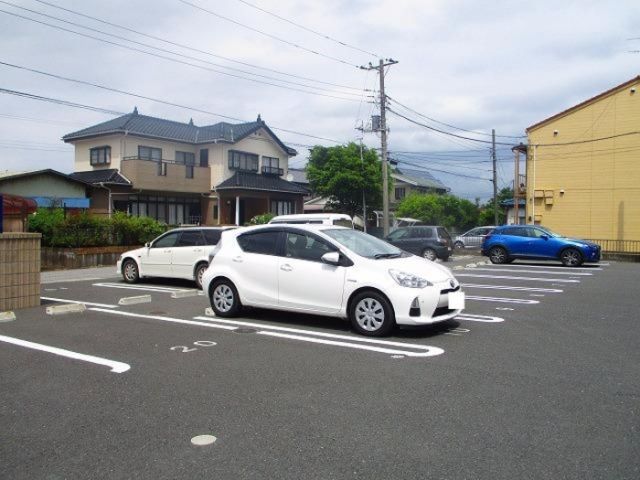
(248, 213, 275, 225)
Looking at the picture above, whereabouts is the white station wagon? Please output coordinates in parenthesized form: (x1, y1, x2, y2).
(117, 227, 229, 288)
(202, 224, 465, 336)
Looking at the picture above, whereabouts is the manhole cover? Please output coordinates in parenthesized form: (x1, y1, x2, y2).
(234, 327, 257, 334)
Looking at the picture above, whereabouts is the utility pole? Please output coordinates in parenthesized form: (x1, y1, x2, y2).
(492, 128, 498, 225)
(360, 58, 398, 236)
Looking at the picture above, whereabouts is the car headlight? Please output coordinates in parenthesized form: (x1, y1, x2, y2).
(389, 269, 432, 288)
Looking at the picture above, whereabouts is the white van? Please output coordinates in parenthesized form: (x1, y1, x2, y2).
(269, 213, 354, 228)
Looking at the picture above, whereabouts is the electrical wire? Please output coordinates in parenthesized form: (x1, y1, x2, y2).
(233, 0, 379, 58)
(0, 6, 363, 102)
(31, 0, 363, 92)
(177, 0, 362, 68)
(0, 87, 125, 115)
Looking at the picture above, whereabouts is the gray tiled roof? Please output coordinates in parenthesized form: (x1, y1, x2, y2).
(63, 110, 297, 155)
(216, 171, 309, 194)
(286, 168, 309, 185)
(69, 169, 132, 186)
(393, 168, 449, 191)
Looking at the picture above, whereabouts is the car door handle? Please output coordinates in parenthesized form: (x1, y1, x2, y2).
(280, 264, 293, 272)
(232, 256, 243, 263)
(193, 248, 202, 252)
(164, 249, 172, 253)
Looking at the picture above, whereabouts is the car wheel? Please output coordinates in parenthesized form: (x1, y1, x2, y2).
(454, 241, 464, 250)
(122, 259, 139, 283)
(422, 248, 437, 261)
(488, 246, 508, 264)
(194, 262, 208, 289)
(560, 248, 583, 267)
(210, 279, 241, 317)
(349, 290, 395, 337)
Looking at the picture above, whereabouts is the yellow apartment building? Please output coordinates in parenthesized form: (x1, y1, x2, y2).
(525, 75, 640, 246)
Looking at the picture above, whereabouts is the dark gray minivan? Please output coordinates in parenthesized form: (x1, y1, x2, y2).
(385, 226, 453, 261)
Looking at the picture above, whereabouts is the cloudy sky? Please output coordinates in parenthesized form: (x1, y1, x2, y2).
(1, 0, 638, 201)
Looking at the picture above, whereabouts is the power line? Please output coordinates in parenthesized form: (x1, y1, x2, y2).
(233, 0, 379, 58)
(31, 0, 363, 92)
(387, 107, 515, 146)
(0, 86, 343, 144)
(387, 95, 526, 139)
(392, 158, 493, 181)
(177, 0, 362, 68)
(0, 6, 363, 102)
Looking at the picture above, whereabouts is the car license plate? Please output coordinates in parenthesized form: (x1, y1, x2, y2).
(448, 291, 465, 309)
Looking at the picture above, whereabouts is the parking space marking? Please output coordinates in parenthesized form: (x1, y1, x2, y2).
(466, 295, 539, 304)
(456, 313, 504, 322)
(456, 273, 579, 283)
(0, 334, 130, 373)
(462, 283, 563, 293)
(93, 282, 198, 294)
(489, 264, 604, 270)
(192, 316, 444, 358)
(41, 297, 118, 309)
(89, 308, 237, 331)
(465, 267, 593, 276)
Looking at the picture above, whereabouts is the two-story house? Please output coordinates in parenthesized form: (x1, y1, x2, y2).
(63, 108, 308, 226)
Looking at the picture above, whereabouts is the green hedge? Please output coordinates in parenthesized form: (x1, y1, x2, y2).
(28, 209, 166, 247)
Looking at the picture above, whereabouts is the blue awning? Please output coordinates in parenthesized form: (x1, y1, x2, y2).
(31, 197, 90, 208)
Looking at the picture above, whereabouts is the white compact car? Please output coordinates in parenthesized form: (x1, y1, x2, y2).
(117, 227, 230, 289)
(202, 224, 465, 336)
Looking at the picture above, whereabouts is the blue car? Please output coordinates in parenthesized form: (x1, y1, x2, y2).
(481, 225, 601, 267)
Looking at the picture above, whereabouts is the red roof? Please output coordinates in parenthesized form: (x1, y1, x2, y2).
(1, 193, 38, 215)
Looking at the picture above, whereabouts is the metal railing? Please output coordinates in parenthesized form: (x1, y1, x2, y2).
(586, 239, 640, 254)
(261, 166, 284, 176)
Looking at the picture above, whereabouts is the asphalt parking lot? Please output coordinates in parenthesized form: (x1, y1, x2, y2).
(1, 254, 639, 479)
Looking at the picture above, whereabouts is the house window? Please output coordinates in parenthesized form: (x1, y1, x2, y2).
(395, 187, 406, 201)
(139, 146, 162, 161)
(262, 156, 282, 175)
(199, 149, 209, 167)
(228, 150, 258, 172)
(176, 151, 195, 165)
(271, 200, 294, 215)
(90, 146, 111, 166)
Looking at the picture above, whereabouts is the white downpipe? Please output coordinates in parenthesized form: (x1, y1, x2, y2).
(235, 195, 240, 226)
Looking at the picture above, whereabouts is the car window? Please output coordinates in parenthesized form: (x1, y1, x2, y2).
(466, 228, 480, 236)
(415, 228, 433, 239)
(152, 232, 180, 248)
(237, 231, 280, 255)
(285, 232, 334, 262)
(436, 227, 451, 240)
(177, 230, 205, 247)
(530, 228, 550, 238)
(500, 227, 523, 237)
(387, 228, 409, 241)
(202, 229, 221, 245)
(333, 219, 353, 228)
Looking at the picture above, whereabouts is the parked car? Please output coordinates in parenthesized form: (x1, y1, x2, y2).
(454, 226, 496, 249)
(202, 224, 465, 336)
(481, 225, 601, 267)
(117, 227, 231, 288)
(269, 213, 354, 228)
(384, 226, 453, 261)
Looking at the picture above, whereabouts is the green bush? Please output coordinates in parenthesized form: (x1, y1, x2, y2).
(248, 212, 275, 225)
(29, 209, 166, 247)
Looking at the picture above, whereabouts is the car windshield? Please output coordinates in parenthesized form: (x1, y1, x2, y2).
(323, 228, 405, 259)
(537, 227, 562, 238)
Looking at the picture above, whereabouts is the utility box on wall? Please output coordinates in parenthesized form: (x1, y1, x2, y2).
(0, 232, 41, 311)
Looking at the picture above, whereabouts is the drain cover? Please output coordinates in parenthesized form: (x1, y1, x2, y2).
(234, 327, 257, 334)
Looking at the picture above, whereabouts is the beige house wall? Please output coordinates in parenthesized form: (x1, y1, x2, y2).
(0, 175, 86, 199)
(526, 79, 640, 241)
(73, 135, 123, 171)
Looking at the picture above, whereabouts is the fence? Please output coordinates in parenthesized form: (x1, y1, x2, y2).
(587, 239, 640, 255)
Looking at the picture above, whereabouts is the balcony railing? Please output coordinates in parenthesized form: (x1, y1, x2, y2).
(262, 165, 284, 176)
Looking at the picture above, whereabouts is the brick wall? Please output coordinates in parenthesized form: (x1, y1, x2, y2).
(0, 233, 41, 310)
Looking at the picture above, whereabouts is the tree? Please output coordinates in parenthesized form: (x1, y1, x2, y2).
(306, 143, 384, 218)
(396, 193, 479, 231)
(478, 187, 513, 225)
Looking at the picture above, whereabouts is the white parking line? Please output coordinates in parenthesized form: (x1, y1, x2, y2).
(193, 316, 445, 357)
(465, 267, 593, 276)
(0, 334, 130, 373)
(93, 282, 197, 293)
(466, 296, 539, 304)
(41, 297, 118, 309)
(455, 313, 505, 322)
(456, 273, 580, 283)
(462, 283, 563, 293)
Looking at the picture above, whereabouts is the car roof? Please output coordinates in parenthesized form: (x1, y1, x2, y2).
(224, 223, 348, 236)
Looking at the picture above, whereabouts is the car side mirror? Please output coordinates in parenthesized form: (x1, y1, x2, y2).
(321, 251, 341, 266)
(540, 234, 549, 240)
(145, 242, 151, 248)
